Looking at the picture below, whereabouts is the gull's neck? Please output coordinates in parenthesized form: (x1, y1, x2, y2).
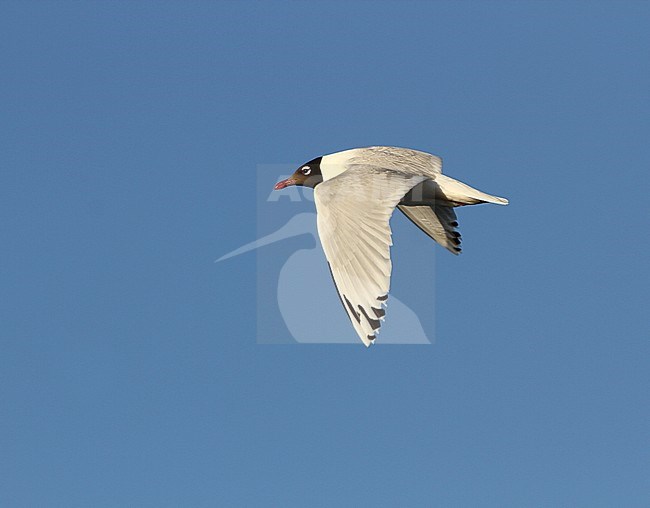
(320, 148, 364, 181)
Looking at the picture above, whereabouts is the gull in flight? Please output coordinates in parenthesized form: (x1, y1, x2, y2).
(274, 146, 508, 346)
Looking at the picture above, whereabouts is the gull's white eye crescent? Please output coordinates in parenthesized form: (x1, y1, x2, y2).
(301, 166, 311, 175)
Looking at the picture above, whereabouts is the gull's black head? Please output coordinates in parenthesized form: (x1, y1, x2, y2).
(274, 156, 323, 190)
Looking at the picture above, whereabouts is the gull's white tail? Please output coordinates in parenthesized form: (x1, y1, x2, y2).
(436, 174, 509, 206)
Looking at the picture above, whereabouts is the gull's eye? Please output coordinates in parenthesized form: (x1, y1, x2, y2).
(301, 166, 311, 175)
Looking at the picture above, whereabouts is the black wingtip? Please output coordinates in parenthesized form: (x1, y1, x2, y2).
(344, 295, 361, 323)
(372, 307, 386, 318)
(359, 306, 381, 330)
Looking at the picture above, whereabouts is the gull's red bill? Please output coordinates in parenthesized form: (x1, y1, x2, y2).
(274, 178, 295, 190)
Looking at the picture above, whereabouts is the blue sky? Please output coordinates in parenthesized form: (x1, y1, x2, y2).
(1, 1, 648, 506)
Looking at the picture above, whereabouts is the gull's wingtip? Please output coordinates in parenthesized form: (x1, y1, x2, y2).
(363, 335, 376, 347)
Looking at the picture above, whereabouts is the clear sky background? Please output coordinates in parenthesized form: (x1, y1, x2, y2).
(1, 1, 648, 506)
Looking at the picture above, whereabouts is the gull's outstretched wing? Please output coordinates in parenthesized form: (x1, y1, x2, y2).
(314, 166, 426, 346)
(398, 203, 462, 255)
